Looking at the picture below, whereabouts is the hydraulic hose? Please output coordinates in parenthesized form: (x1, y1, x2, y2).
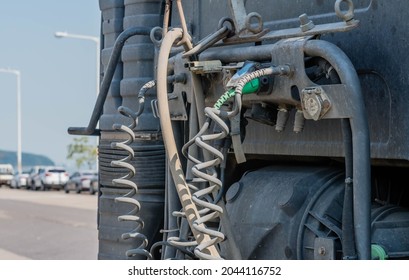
(304, 40, 371, 260)
(156, 28, 220, 259)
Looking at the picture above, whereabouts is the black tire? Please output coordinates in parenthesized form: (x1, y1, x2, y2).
(75, 184, 81, 194)
(64, 185, 69, 194)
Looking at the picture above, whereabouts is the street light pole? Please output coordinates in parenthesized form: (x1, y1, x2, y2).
(54, 31, 100, 170)
(54, 31, 100, 97)
(0, 68, 22, 175)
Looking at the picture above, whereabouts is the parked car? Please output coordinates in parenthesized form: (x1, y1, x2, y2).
(10, 171, 30, 189)
(90, 175, 99, 195)
(65, 170, 98, 194)
(32, 166, 69, 191)
(28, 165, 45, 190)
(0, 164, 14, 187)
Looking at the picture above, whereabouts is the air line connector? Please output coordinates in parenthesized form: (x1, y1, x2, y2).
(241, 77, 260, 94)
(214, 61, 264, 109)
(226, 62, 261, 89)
(214, 79, 260, 110)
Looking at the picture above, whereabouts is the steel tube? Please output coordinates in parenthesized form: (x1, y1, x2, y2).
(200, 44, 273, 63)
(68, 27, 151, 136)
(304, 39, 371, 260)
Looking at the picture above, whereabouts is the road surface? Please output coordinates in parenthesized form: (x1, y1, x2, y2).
(0, 187, 98, 260)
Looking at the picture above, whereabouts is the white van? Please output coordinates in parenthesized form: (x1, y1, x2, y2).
(0, 164, 14, 187)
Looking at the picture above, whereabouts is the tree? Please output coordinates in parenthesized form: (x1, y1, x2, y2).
(67, 137, 97, 169)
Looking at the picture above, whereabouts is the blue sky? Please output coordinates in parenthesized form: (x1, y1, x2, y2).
(0, 1, 100, 170)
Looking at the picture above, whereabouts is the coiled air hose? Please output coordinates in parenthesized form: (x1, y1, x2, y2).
(111, 79, 159, 259)
(156, 28, 220, 259)
(112, 106, 151, 259)
(181, 65, 291, 259)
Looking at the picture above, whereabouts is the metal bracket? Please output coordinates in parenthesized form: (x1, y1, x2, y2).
(222, 0, 359, 46)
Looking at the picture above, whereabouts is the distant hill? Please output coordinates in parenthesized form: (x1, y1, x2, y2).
(0, 150, 54, 169)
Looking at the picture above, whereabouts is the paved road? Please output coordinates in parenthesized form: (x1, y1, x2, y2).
(0, 187, 98, 260)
